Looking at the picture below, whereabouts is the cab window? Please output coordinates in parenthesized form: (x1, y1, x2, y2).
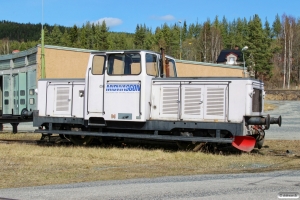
(146, 53, 158, 76)
(92, 55, 105, 75)
(107, 53, 141, 75)
(167, 58, 176, 77)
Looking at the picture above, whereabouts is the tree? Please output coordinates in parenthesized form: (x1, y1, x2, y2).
(69, 25, 79, 46)
(153, 27, 166, 51)
(49, 25, 62, 45)
(94, 21, 109, 50)
(199, 20, 211, 62)
(43, 26, 51, 45)
(281, 15, 296, 88)
(1, 38, 10, 54)
(247, 14, 273, 79)
(210, 16, 222, 62)
(182, 20, 188, 41)
(60, 29, 71, 47)
(79, 24, 88, 49)
(220, 16, 230, 49)
(272, 14, 281, 38)
(134, 24, 146, 49)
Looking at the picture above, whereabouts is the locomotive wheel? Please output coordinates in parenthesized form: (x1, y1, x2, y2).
(69, 135, 94, 145)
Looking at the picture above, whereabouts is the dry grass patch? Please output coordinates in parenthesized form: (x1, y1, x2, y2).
(0, 132, 40, 140)
(0, 133, 299, 189)
(264, 102, 278, 111)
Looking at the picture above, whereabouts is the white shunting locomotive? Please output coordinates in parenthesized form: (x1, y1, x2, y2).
(32, 49, 281, 151)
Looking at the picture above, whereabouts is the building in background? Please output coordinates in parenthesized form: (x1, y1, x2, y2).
(0, 45, 94, 132)
(216, 48, 243, 66)
(176, 59, 243, 77)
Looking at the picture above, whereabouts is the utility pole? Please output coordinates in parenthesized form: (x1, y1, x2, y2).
(41, 0, 46, 78)
(178, 20, 182, 60)
(242, 46, 248, 78)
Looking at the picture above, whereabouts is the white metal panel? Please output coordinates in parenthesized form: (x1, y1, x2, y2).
(87, 70, 104, 114)
(104, 82, 141, 121)
(71, 84, 84, 118)
(204, 85, 227, 120)
(37, 80, 47, 116)
(159, 85, 180, 119)
(45, 84, 55, 116)
(43, 80, 85, 117)
(181, 85, 204, 120)
(54, 86, 72, 115)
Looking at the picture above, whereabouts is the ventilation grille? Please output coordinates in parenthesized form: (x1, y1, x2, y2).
(56, 87, 70, 112)
(184, 87, 201, 115)
(162, 87, 179, 115)
(205, 87, 225, 116)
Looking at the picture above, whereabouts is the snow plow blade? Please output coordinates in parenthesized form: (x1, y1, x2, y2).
(232, 136, 256, 152)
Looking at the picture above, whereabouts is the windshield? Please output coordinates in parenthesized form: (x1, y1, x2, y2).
(107, 53, 141, 75)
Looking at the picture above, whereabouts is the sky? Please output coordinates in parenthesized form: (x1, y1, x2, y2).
(1, 0, 300, 33)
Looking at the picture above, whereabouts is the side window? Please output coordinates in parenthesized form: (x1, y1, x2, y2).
(146, 54, 158, 76)
(107, 53, 141, 75)
(166, 58, 176, 77)
(92, 55, 105, 75)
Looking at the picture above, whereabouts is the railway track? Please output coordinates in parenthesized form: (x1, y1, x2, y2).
(0, 133, 260, 154)
(0, 136, 232, 153)
(0, 136, 72, 146)
(0, 139, 39, 145)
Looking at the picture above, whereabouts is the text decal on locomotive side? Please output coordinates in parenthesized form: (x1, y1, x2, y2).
(106, 84, 140, 92)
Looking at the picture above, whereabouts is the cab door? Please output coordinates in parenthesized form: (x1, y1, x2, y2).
(104, 53, 142, 121)
(86, 54, 105, 115)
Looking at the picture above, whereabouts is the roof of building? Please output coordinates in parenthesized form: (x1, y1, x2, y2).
(0, 45, 243, 71)
(216, 49, 243, 63)
(176, 59, 243, 70)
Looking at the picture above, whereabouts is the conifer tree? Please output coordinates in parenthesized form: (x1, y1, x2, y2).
(247, 14, 273, 79)
(95, 21, 109, 50)
(61, 29, 71, 47)
(134, 24, 146, 49)
(50, 25, 62, 45)
(272, 14, 281, 38)
(69, 25, 79, 46)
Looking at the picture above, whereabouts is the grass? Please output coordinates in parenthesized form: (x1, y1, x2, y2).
(0, 101, 287, 188)
(0, 133, 299, 189)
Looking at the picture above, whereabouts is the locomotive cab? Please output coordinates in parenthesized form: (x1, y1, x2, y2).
(84, 50, 177, 124)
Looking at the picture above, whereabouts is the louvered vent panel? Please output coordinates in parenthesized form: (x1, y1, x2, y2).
(28, 53, 37, 65)
(184, 87, 201, 115)
(162, 87, 178, 115)
(206, 87, 225, 116)
(0, 60, 10, 70)
(56, 87, 70, 111)
(14, 57, 25, 68)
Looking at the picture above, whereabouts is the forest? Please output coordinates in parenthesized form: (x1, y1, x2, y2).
(0, 13, 299, 89)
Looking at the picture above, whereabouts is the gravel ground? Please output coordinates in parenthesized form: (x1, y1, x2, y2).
(0, 170, 299, 200)
(265, 100, 300, 140)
